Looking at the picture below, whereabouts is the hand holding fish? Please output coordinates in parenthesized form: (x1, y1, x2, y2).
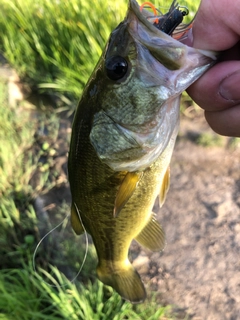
(187, 0, 240, 137)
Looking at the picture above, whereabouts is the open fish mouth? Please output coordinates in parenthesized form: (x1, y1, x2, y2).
(127, 0, 216, 71)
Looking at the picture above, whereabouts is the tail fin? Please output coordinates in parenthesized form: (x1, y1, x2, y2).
(97, 263, 146, 303)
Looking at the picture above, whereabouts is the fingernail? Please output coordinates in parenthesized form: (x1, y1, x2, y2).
(219, 71, 240, 101)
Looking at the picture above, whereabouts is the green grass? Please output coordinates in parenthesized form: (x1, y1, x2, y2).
(0, 265, 172, 320)
(0, 78, 63, 267)
(0, 80, 38, 268)
(0, 0, 128, 102)
(0, 0, 200, 104)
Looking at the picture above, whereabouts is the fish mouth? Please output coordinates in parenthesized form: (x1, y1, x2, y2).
(127, 0, 187, 70)
(120, 0, 217, 96)
(127, 0, 216, 69)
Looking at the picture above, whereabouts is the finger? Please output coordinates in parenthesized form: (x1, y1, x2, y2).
(192, 0, 240, 50)
(205, 105, 240, 137)
(187, 61, 240, 111)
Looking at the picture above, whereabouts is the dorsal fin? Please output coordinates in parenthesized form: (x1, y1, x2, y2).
(114, 171, 143, 217)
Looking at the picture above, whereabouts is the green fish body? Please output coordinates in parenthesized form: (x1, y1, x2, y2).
(68, 0, 216, 303)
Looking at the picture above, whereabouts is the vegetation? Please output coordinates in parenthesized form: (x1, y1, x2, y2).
(0, 265, 172, 320)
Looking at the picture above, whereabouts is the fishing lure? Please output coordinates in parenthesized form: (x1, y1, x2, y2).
(140, 0, 192, 39)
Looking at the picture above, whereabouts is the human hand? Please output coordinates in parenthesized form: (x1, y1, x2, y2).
(187, 0, 240, 137)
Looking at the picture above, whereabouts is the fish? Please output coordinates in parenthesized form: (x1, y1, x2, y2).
(68, 0, 217, 303)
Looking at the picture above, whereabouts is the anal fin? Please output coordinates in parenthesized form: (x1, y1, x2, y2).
(71, 202, 84, 235)
(114, 171, 143, 217)
(159, 166, 170, 207)
(135, 213, 165, 252)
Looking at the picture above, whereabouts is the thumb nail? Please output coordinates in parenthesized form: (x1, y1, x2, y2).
(219, 71, 240, 102)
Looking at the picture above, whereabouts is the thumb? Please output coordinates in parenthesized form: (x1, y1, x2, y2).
(192, 0, 240, 50)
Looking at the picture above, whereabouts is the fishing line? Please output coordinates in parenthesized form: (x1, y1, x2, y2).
(32, 203, 88, 287)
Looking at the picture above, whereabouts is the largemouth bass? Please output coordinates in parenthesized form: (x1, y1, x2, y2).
(68, 0, 216, 303)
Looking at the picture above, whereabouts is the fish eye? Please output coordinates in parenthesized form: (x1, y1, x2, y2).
(105, 56, 128, 80)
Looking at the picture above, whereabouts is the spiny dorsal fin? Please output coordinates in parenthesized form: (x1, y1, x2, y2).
(71, 202, 85, 235)
(135, 213, 165, 252)
(114, 171, 143, 217)
(159, 166, 170, 207)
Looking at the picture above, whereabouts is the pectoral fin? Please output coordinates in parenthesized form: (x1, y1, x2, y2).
(159, 166, 170, 207)
(71, 202, 84, 235)
(114, 171, 143, 217)
(135, 213, 165, 252)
